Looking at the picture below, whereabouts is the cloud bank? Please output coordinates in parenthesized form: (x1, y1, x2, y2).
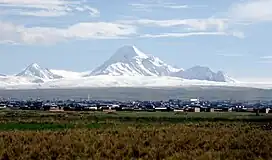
(0, 0, 100, 17)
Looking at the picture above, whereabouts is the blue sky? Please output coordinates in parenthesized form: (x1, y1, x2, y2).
(0, 0, 272, 80)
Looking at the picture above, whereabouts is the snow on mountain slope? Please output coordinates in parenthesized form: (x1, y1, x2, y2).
(0, 75, 271, 90)
(0, 75, 38, 87)
(0, 74, 5, 77)
(90, 45, 182, 76)
(171, 66, 235, 82)
(50, 69, 89, 78)
(0, 76, 233, 89)
(17, 63, 63, 80)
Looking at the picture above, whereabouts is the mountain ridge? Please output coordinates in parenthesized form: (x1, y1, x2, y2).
(171, 65, 235, 82)
(89, 45, 232, 82)
(8, 45, 234, 85)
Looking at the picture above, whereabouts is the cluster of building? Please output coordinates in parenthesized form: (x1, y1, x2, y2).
(0, 98, 271, 113)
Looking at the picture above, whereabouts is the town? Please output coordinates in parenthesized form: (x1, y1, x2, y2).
(0, 97, 271, 113)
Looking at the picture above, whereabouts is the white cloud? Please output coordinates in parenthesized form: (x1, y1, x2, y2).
(257, 56, 272, 63)
(140, 32, 242, 38)
(0, 0, 100, 17)
(260, 56, 272, 59)
(229, 0, 272, 22)
(0, 21, 136, 45)
(257, 60, 272, 64)
(231, 31, 245, 39)
(82, 6, 100, 17)
(0, 19, 241, 45)
(129, 0, 189, 12)
(65, 22, 136, 38)
(118, 18, 245, 38)
(19, 10, 67, 17)
(165, 5, 188, 9)
(216, 53, 244, 57)
(118, 18, 229, 31)
(129, 3, 152, 12)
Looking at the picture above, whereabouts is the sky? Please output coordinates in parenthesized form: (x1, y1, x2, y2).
(0, 0, 272, 81)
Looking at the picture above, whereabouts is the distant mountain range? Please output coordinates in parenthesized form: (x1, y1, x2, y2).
(13, 45, 233, 82)
(0, 45, 240, 89)
(89, 45, 234, 82)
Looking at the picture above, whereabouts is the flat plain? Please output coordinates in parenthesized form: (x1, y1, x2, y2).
(0, 110, 272, 160)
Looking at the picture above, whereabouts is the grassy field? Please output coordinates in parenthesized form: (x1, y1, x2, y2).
(0, 110, 272, 159)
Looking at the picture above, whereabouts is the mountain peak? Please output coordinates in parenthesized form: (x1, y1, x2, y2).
(25, 63, 41, 70)
(29, 62, 39, 67)
(17, 63, 62, 80)
(113, 45, 149, 60)
(90, 45, 180, 76)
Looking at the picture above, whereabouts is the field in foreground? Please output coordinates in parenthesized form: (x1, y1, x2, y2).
(0, 111, 272, 160)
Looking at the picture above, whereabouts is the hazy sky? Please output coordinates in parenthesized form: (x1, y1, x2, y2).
(0, 0, 272, 80)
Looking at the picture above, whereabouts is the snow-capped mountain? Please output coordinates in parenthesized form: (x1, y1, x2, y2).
(90, 45, 181, 76)
(171, 66, 234, 82)
(89, 45, 231, 82)
(0, 74, 5, 77)
(17, 63, 63, 80)
(0, 45, 241, 89)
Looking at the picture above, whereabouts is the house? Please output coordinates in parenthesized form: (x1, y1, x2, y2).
(85, 104, 98, 111)
(43, 103, 59, 111)
(207, 108, 214, 112)
(155, 107, 173, 112)
(220, 107, 232, 112)
(246, 108, 255, 113)
(255, 108, 270, 114)
(190, 99, 199, 103)
(0, 103, 6, 110)
(263, 108, 270, 114)
(186, 107, 201, 112)
(266, 108, 270, 114)
(98, 104, 110, 111)
(110, 104, 120, 111)
(194, 107, 201, 112)
(174, 109, 184, 112)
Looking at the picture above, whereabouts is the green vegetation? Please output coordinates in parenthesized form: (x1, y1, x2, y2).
(0, 110, 272, 159)
(0, 123, 74, 131)
(0, 110, 272, 124)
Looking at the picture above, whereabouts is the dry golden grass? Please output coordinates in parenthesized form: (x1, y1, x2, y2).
(0, 123, 271, 160)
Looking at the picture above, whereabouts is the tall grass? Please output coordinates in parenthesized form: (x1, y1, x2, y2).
(0, 111, 272, 159)
(0, 123, 271, 160)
